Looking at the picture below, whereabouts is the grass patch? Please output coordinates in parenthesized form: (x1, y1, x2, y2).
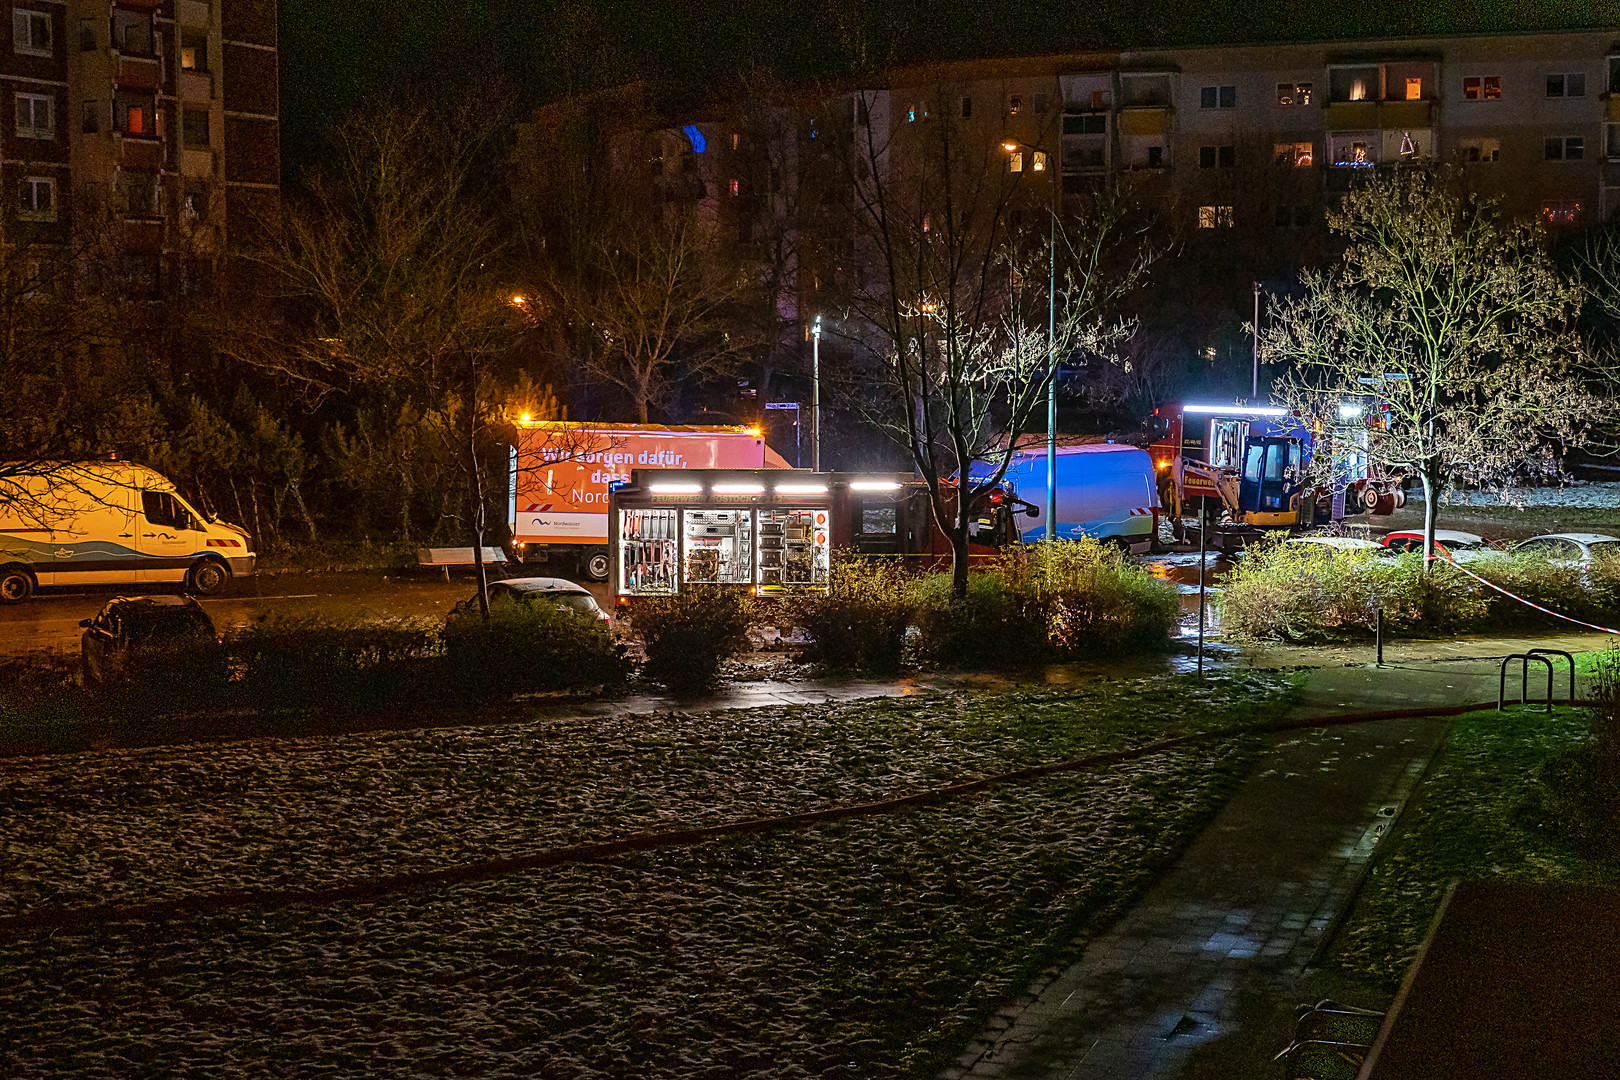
(0, 672, 1300, 1079)
(1328, 704, 1620, 991)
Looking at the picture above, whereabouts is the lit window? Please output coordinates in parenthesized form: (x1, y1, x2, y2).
(1008, 151, 1022, 173)
(1031, 151, 1046, 171)
(1405, 77, 1423, 100)
(1462, 76, 1502, 100)
(1274, 141, 1313, 167)
(180, 30, 207, 71)
(18, 175, 53, 221)
(12, 7, 51, 57)
(1277, 82, 1313, 105)
(906, 104, 916, 123)
(1348, 79, 1368, 101)
(1198, 205, 1234, 229)
(729, 178, 739, 196)
(1460, 138, 1501, 163)
(14, 91, 52, 138)
(1008, 94, 1023, 116)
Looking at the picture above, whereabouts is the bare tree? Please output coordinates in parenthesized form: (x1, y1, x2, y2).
(1260, 169, 1605, 563)
(825, 84, 1157, 597)
(221, 103, 528, 616)
(544, 211, 749, 422)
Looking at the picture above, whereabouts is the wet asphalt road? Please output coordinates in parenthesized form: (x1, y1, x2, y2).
(0, 570, 612, 659)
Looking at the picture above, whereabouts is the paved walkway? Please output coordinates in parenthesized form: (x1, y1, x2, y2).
(938, 635, 1603, 1080)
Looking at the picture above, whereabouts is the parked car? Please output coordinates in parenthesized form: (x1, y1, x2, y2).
(1510, 532, 1620, 566)
(451, 577, 611, 624)
(1380, 529, 1495, 562)
(80, 595, 226, 687)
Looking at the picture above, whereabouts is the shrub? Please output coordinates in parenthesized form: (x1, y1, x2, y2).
(229, 614, 438, 705)
(914, 540, 1178, 668)
(443, 594, 625, 698)
(1217, 542, 1492, 642)
(633, 586, 753, 692)
(786, 558, 914, 674)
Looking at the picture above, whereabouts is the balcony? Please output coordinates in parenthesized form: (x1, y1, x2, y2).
(1325, 101, 1378, 130)
(118, 55, 161, 92)
(1117, 107, 1168, 137)
(123, 220, 164, 255)
(1605, 96, 1620, 122)
(119, 136, 163, 170)
(1326, 100, 1435, 131)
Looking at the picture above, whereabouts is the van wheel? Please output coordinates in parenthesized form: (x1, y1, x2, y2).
(0, 564, 34, 603)
(186, 558, 229, 595)
(582, 550, 611, 582)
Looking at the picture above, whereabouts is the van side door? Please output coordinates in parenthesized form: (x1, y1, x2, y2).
(135, 490, 196, 582)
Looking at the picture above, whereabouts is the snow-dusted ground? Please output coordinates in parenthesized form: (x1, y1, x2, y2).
(1439, 482, 1620, 509)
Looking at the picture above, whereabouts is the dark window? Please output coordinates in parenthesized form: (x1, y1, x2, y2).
(81, 99, 97, 133)
(1219, 145, 1235, 167)
(1200, 145, 1216, 168)
(78, 17, 94, 51)
(142, 491, 185, 528)
(1146, 145, 1163, 167)
(1547, 136, 1584, 160)
(1547, 73, 1586, 97)
(1219, 84, 1236, 108)
(1200, 85, 1217, 109)
(960, 95, 971, 118)
(181, 108, 208, 146)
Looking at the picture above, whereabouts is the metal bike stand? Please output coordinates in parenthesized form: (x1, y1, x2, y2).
(1525, 648, 1576, 704)
(1498, 653, 1554, 713)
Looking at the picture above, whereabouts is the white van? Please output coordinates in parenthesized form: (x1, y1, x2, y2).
(0, 461, 254, 603)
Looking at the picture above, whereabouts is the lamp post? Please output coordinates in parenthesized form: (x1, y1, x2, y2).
(811, 314, 822, 472)
(1002, 140, 1058, 542)
(1251, 281, 1261, 401)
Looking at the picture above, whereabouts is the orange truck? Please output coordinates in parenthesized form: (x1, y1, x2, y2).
(508, 421, 792, 579)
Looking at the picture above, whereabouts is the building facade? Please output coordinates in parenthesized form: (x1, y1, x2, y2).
(3, 0, 277, 291)
(872, 30, 1620, 239)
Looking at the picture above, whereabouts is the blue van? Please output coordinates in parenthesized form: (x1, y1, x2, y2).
(975, 444, 1159, 554)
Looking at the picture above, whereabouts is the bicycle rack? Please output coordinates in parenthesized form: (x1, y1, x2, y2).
(1499, 653, 1554, 712)
(1526, 648, 1577, 704)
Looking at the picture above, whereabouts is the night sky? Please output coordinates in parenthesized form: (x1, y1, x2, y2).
(278, 0, 1620, 172)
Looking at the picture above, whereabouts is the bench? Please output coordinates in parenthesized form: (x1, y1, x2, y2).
(416, 547, 508, 581)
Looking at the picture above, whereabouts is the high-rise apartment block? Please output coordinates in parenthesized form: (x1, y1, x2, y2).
(875, 30, 1620, 234)
(3, 0, 277, 290)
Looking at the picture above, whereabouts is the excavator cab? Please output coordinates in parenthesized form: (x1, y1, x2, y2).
(1237, 436, 1305, 527)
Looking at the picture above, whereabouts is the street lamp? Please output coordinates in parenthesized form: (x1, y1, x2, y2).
(1003, 139, 1058, 542)
(811, 314, 822, 472)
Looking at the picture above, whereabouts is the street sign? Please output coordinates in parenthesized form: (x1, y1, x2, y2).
(765, 402, 799, 410)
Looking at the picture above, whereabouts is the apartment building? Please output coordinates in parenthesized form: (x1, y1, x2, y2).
(871, 30, 1620, 240)
(2, 0, 277, 292)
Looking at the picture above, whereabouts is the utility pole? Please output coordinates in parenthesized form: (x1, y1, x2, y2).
(811, 314, 822, 472)
(1252, 281, 1261, 401)
(1046, 152, 1057, 543)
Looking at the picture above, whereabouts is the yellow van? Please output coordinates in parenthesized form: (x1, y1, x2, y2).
(0, 461, 254, 603)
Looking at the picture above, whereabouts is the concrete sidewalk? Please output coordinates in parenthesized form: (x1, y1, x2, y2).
(939, 641, 1592, 1080)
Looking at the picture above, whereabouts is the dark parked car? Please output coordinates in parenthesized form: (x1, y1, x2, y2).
(450, 577, 611, 624)
(80, 595, 226, 687)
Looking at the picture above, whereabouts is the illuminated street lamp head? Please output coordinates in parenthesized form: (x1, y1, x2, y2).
(811, 314, 822, 339)
(519, 413, 532, 422)
(1002, 141, 1018, 152)
(510, 294, 527, 307)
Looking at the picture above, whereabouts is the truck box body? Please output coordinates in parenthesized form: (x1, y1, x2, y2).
(509, 422, 792, 549)
(984, 444, 1159, 553)
(0, 461, 254, 598)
